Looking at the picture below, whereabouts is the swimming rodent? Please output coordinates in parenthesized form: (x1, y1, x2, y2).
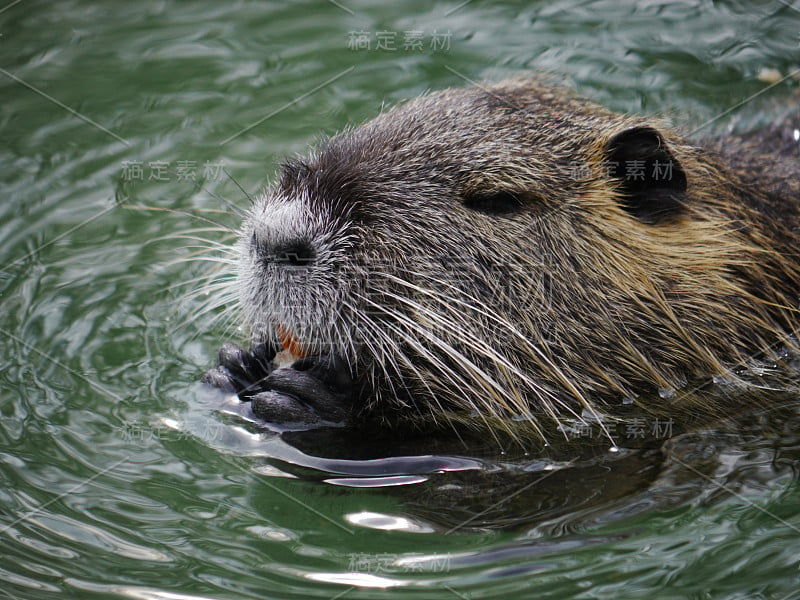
(202, 78, 800, 439)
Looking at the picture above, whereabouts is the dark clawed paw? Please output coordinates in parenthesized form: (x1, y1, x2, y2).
(201, 365, 239, 394)
(265, 363, 352, 423)
(202, 343, 355, 429)
(202, 343, 272, 397)
(251, 390, 323, 428)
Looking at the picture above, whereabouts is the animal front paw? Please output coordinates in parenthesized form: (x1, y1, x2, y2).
(202, 343, 354, 428)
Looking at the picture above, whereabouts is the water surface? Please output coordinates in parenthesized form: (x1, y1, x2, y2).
(2, 1, 800, 598)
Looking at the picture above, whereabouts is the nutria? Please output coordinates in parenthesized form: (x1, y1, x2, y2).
(202, 78, 800, 440)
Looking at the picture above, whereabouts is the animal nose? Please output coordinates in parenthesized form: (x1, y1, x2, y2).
(272, 241, 316, 267)
(253, 232, 317, 267)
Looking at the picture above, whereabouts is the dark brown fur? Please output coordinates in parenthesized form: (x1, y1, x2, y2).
(232, 79, 800, 436)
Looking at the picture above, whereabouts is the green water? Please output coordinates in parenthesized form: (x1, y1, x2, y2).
(2, 1, 800, 598)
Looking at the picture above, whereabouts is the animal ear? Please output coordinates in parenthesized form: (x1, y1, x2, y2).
(603, 126, 687, 224)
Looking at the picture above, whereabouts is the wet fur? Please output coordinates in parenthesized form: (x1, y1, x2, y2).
(231, 79, 800, 435)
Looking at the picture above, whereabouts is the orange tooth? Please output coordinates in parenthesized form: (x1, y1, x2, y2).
(277, 323, 307, 358)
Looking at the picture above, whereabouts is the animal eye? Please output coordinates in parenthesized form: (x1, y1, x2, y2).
(463, 190, 523, 215)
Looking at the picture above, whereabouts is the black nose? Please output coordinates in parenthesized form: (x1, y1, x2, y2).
(250, 230, 318, 267)
(253, 234, 316, 267)
(274, 241, 316, 266)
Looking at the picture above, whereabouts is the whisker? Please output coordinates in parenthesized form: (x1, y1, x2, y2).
(387, 270, 607, 427)
(358, 292, 535, 445)
(223, 168, 256, 208)
(119, 204, 238, 234)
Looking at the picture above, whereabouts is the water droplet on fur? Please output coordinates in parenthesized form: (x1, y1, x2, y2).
(658, 388, 676, 400)
(622, 396, 634, 405)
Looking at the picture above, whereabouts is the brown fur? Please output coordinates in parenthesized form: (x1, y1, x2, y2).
(233, 78, 800, 437)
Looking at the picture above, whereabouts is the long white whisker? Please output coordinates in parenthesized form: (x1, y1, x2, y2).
(386, 270, 610, 433)
(358, 293, 537, 444)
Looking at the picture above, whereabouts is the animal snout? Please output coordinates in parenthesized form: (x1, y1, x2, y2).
(247, 197, 321, 269)
(251, 231, 317, 268)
